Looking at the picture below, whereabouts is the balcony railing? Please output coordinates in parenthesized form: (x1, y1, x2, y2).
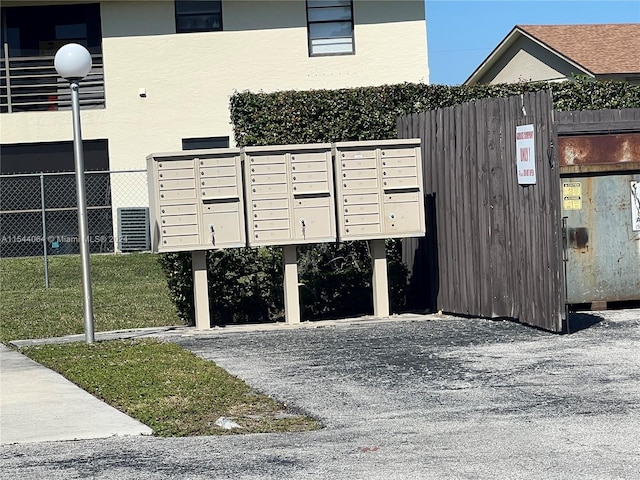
(0, 52, 105, 113)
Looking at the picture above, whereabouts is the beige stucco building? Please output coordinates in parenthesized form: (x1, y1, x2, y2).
(0, 0, 428, 255)
(465, 24, 640, 85)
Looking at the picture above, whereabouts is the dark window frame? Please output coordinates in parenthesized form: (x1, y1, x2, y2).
(175, 0, 223, 33)
(306, 0, 355, 57)
(182, 136, 229, 150)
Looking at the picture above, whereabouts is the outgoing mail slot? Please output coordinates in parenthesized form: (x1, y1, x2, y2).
(294, 196, 330, 208)
(203, 201, 240, 214)
(157, 159, 194, 170)
(384, 190, 421, 203)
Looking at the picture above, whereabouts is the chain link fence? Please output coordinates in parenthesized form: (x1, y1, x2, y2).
(0, 170, 150, 259)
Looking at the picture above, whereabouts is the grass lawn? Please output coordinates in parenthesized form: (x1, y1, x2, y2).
(22, 339, 320, 436)
(0, 253, 180, 343)
(1, 253, 320, 436)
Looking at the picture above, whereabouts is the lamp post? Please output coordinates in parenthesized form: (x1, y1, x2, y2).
(54, 43, 95, 344)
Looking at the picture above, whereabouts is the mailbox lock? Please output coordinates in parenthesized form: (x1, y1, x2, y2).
(292, 166, 296, 171)
(292, 176, 296, 181)
(251, 168, 255, 172)
(390, 214, 395, 219)
(159, 173, 163, 178)
(158, 163, 163, 168)
(201, 181, 205, 186)
(161, 209, 165, 214)
(343, 173, 346, 178)
(252, 178, 256, 183)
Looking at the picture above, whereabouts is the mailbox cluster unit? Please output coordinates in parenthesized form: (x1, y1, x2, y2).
(147, 139, 424, 253)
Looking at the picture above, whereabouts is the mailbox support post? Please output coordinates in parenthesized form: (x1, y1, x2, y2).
(371, 239, 389, 317)
(283, 245, 301, 324)
(192, 250, 210, 330)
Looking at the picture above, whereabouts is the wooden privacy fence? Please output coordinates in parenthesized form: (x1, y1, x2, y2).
(398, 90, 566, 332)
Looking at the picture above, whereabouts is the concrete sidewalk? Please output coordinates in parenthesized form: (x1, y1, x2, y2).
(0, 344, 152, 445)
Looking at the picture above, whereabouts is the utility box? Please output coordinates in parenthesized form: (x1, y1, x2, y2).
(244, 143, 336, 246)
(147, 148, 246, 252)
(334, 139, 425, 240)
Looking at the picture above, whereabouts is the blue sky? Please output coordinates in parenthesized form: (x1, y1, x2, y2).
(425, 0, 640, 85)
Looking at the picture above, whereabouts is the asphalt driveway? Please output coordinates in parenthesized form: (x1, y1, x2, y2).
(2, 310, 639, 479)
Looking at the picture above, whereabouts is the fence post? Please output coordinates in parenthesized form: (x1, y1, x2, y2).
(40, 173, 50, 288)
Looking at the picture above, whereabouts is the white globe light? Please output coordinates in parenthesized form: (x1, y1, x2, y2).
(54, 43, 92, 80)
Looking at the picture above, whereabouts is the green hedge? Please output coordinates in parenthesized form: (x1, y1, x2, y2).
(162, 79, 640, 325)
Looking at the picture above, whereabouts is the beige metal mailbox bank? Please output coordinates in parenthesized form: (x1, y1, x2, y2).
(147, 148, 246, 252)
(147, 139, 425, 331)
(334, 139, 425, 241)
(244, 143, 336, 246)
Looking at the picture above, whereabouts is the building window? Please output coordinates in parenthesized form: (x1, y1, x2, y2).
(175, 1, 222, 33)
(182, 136, 229, 150)
(306, 0, 354, 56)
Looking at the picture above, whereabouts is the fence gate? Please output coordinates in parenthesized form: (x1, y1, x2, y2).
(398, 90, 566, 332)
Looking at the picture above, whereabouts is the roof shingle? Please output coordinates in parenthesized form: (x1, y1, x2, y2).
(518, 24, 640, 74)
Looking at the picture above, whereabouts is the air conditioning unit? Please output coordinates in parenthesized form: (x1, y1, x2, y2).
(117, 208, 150, 252)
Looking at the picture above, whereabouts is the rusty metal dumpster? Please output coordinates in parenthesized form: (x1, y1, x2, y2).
(559, 129, 640, 306)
